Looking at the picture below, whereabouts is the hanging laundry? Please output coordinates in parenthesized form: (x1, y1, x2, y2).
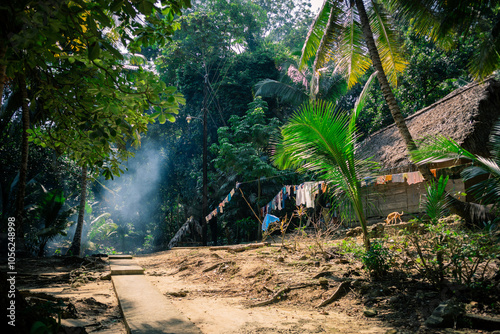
(384, 175, 392, 182)
(262, 214, 280, 231)
(376, 176, 386, 184)
(430, 169, 437, 177)
(296, 184, 305, 206)
(406, 171, 424, 185)
(363, 176, 376, 186)
(303, 182, 317, 208)
(230, 188, 235, 196)
(392, 173, 404, 183)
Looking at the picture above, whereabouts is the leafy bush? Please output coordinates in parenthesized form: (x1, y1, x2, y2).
(362, 240, 391, 278)
(395, 221, 500, 287)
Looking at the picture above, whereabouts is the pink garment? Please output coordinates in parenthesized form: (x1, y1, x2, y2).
(406, 171, 424, 185)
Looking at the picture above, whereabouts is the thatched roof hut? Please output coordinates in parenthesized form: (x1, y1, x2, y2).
(358, 78, 500, 172)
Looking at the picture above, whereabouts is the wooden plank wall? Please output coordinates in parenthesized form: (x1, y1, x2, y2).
(361, 179, 465, 218)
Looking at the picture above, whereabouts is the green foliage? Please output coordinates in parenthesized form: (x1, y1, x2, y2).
(394, 220, 500, 287)
(386, 0, 500, 80)
(25, 186, 77, 256)
(338, 238, 365, 258)
(343, 28, 473, 137)
(413, 121, 500, 213)
(422, 175, 450, 222)
(211, 98, 280, 180)
(362, 239, 391, 278)
(300, 0, 406, 88)
(273, 74, 379, 250)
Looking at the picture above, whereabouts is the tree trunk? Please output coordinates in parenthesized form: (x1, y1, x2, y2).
(67, 166, 88, 256)
(15, 73, 30, 254)
(0, 43, 7, 107)
(354, 0, 473, 222)
(354, 0, 435, 183)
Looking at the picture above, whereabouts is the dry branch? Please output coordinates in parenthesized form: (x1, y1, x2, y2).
(250, 282, 319, 307)
(316, 281, 351, 307)
(202, 261, 235, 272)
(168, 216, 201, 249)
(209, 242, 270, 252)
(312, 271, 333, 279)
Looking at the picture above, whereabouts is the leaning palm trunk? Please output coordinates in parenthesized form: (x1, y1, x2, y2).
(353, 0, 475, 222)
(67, 166, 88, 256)
(354, 0, 434, 182)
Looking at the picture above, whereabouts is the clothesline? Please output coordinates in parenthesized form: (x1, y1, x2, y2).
(206, 166, 448, 222)
(205, 184, 240, 222)
(260, 181, 327, 217)
(363, 169, 438, 187)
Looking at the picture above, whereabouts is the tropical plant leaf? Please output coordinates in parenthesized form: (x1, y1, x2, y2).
(311, 2, 345, 73)
(254, 79, 309, 105)
(300, 0, 342, 70)
(334, 6, 371, 88)
(369, 1, 407, 87)
(469, 18, 500, 80)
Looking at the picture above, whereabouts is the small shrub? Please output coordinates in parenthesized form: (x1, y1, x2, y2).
(393, 220, 500, 287)
(338, 238, 364, 258)
(362, 240, 390, 278)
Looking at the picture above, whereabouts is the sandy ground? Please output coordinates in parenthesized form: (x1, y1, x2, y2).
(15, 256, 126, 333)
(13, 229, 500, 334)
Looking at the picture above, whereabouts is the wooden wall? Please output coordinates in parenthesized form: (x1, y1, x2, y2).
(361, 178, 465, 218)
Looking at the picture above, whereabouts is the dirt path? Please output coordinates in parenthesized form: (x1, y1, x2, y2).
(136, 246, 394, 334)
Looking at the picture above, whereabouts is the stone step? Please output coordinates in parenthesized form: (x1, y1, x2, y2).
(108, 254, 133, 259)
(109, 258, 144, 275)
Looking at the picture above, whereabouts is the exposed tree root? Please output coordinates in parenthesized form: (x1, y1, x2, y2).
(317, 281, 351, 307)
(250, 282, 319, 307)
(209, 242, 270, 252)
(202, 261, 235, 272)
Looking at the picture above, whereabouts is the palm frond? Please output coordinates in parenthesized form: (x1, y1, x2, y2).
(381, 0, 440, 41)
(369, 1, 407, 87)
(334, 6, 371, 88)
(273, 98, 378, 232)
(468, 18, 500, 80)
(351, 71, 377, 133)
(412, 135, 476, 165)
(311, 2, 345, 73)
(300, 0, 342, 70)
(422, 175, 450, 221)
(254, 79, 308, 105)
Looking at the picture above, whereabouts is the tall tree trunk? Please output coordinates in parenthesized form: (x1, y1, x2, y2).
(354, 0, 435, 183)
(15, 73, 30, 254)
(0, 43, 7, 107)
(67, 166, 87, 256)
(354, 0, 473, 222)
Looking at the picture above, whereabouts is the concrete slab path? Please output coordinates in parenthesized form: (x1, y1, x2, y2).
(110, 258, 144, 275)
(110, 257, 202, 334)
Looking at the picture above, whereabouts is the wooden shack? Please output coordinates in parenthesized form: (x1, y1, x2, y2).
(358, 78, 500, 218)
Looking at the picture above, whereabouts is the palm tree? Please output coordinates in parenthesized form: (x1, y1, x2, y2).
(301, 0, 435, 182)
(273, 73, 378, 250)
(254, 59, 347, 106)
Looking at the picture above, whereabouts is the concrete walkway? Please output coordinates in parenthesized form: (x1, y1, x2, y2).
(110, 255, 202, 334)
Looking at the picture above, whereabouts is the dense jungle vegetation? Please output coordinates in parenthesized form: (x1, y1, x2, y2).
(0, 0, 498, 258)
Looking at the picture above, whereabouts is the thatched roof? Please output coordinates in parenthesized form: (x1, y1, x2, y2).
(358, 78, 500, 172)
